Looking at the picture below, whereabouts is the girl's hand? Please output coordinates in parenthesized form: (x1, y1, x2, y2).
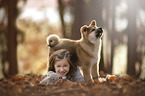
(54, 79, 64, 85)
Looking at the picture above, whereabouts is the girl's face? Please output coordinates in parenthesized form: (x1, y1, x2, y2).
(54, 59, 70, 77)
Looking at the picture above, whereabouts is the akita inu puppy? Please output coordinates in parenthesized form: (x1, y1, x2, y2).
(46, 20, 103, 83)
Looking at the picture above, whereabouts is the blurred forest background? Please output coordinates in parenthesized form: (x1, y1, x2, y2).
(0, 0, 144, 79)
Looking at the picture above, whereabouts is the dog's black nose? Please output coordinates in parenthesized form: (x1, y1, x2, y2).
(97, 27, 103, 33)
(96, 27, 103, 37)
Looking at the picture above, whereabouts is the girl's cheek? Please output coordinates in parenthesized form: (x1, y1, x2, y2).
(55, 67, 60, 71)
(64, 67, 69, 71)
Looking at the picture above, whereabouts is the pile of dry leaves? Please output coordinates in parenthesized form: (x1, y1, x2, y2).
(0, 73, 145, 96)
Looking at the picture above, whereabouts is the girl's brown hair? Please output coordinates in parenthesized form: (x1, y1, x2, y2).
(48, 49, 77, 79)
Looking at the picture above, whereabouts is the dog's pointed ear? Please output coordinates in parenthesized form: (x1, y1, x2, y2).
(89, 20, 96, 27)
(80, 25, 87, 33)
(80, 25, 87, 38)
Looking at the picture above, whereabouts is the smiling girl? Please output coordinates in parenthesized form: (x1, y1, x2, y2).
(40, 49, 85, 85)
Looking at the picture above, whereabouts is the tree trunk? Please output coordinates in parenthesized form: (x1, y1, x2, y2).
(127, 0, 137, 76)
(58, 0, 66, 38)
(71, 0, 104, 40)
(71, 0, 85, 40)
(103, 0, 112, 73)
(7, 0, 18, 76)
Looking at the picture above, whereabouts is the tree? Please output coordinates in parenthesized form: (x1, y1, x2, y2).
(7, 0, 18, 76)
(127, 0, 137, 76)
(58, 0, 66, 38)
(103, 0, 113, 73)
(71, 0, 104, 40)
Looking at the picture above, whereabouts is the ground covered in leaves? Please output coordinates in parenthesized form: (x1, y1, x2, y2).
(0, 73, 145, 96)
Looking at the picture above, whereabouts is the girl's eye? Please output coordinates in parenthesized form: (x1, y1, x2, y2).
(92, 29, 95, 32)
(57, 65, 61, 67)
(64, 65, 68, 67)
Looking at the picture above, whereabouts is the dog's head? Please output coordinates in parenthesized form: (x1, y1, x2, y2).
(80, 20, 103, 43)
(46, 34, 60, 47)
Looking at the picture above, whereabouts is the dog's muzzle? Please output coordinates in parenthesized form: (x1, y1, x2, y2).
(47, 44, 52, 47)
(96, 27, 103, 38)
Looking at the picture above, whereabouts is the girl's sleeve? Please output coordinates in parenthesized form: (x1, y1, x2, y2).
(72, 66, 85, 83)
(40, 71, 59, 85)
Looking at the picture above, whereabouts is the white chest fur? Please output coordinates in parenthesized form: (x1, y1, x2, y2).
(80, 38, 102, 64)
(91, 39, 102, 64)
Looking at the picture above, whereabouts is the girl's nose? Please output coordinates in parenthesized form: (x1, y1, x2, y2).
(60, 67, 64, 72)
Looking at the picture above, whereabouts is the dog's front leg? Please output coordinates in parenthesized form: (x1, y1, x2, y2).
(97, 62, 100, 78)
(91, 64, 98, 79)
(82, 64, 93, 83)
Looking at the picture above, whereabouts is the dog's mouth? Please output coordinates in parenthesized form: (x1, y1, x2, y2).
(95, 27, 103, 38)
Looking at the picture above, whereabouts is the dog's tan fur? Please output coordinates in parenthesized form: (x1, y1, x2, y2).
(46, 20, 103, 83)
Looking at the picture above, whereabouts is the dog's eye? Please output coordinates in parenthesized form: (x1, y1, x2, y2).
(92, 29, 95, 32)
(50, 40, 53, 42)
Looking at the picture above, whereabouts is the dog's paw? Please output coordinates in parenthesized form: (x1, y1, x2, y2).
(84, 79, 95, 86)
(98, 77, 106, 83)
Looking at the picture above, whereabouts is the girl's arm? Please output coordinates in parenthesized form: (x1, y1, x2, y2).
(40, 71, 63, 85)
(72, 66, 85, 83)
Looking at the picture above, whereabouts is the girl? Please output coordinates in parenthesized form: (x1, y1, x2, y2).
(40, 49, 85, 85)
